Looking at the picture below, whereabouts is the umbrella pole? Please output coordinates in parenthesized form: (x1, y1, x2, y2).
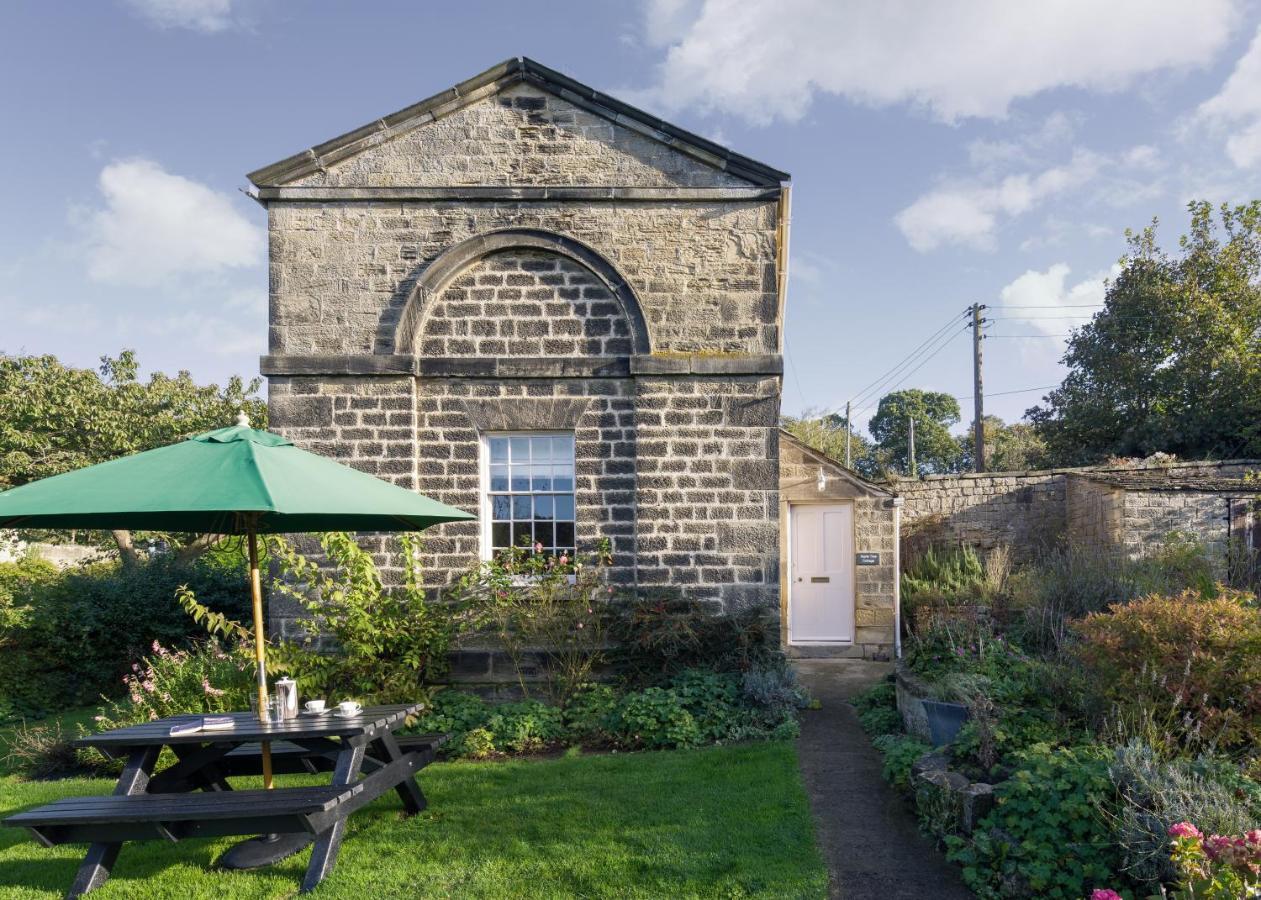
(248, 530, 273, 790)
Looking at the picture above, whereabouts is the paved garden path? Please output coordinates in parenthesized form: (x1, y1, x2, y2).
(794, 659, 974, 900)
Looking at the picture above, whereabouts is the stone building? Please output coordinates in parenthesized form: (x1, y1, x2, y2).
(1066, 470, 1261, 564)
(896, 459, 1260, 568)
(249, 58, 901, 659)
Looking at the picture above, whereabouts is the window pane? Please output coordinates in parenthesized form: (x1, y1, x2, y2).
(484, 432, 576, 560)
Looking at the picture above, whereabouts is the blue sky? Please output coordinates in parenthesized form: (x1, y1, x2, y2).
(3, 0, 1260, 437)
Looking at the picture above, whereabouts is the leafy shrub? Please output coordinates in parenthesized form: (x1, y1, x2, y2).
(669, 669, 741, 742)
(1108, 741, 1261, 888)
(860, 705, 904, 737)
(485, 700, 565, 754)
(268, 532, 463, 705)
(0, 555, 58, 636)
(612, 687, 700, 750)
(562, 683, 619, 744)
(852, 679, 905, 737)
(872, 733, 931, 790)
(947, 743, 1120, 900)
(605, 594, 782, 682)
(462, 727, 496, 760)
(408, 690, 490, 757)
(1073, 588, 1261, 752)
(0, 556, 251, 721)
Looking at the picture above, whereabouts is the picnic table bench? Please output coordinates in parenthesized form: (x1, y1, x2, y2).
(3, 703, 443, 897)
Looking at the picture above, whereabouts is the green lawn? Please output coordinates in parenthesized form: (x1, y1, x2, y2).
(0, 739, 826, 899)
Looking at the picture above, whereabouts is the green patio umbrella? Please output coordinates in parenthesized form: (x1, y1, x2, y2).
(0, 413, 474, 789)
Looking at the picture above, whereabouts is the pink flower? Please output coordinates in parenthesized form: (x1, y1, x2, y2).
(1090, 891, 1123, 900)
(559, 554, 569, 565)
(1169, 822, 1203, 840)
(534, 542, 543, 553)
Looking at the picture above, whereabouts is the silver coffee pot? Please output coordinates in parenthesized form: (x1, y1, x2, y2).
(274, 677, 299, 720)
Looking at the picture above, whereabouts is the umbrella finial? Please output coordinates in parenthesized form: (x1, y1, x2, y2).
(236, 411, 251, 428)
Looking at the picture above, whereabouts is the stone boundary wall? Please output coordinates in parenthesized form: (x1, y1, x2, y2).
(894, 460, 1259, 561)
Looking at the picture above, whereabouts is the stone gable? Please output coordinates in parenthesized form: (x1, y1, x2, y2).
(289, 84, 754, 189)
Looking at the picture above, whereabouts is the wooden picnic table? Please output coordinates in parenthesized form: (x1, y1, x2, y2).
(3, 703, 443, 897)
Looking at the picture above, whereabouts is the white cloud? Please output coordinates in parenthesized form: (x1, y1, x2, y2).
(122, 0, 238, 32)
(896, 150, 1102, 251)
(637, 0, 1240, 124)
(996, 263, 1113, 346)
(1198, 25, 1261, 167)
(78, 159, 263, 287)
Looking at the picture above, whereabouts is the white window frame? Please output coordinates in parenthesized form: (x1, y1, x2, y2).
(478, 430, 577, 563)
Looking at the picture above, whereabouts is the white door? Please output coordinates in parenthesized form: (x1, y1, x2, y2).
(789, 503, 855, 643)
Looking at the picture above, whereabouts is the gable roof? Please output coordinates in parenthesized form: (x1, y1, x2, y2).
(247, 57, 790, 188)
(779, 429, 897, 498)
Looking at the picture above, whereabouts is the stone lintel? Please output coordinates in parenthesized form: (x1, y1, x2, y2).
(253, 186, 781, 203)
(261, 354, 784, 378)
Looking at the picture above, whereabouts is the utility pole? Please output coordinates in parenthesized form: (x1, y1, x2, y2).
(908, 416, 917, 477)
(844, 400, 852, 468)
(971, 303, 987, 473)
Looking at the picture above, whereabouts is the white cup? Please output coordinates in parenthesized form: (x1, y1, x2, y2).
(337, 700, 362, 716)
(305, 699, 326, 714)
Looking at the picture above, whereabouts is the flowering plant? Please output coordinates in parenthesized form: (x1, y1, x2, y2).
(1167, 820, 1261, 899)
(93, 639, 252, 727)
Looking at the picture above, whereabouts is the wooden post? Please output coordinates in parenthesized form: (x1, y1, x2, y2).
(972, 303, 986, 473)
(248, 530, 273, 790)
(844, 400, 852, 468)
(908, 416, 917, 477)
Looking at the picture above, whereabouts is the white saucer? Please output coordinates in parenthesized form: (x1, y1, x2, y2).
(333, 709, 363, 718)
(301, 708, 330, 716)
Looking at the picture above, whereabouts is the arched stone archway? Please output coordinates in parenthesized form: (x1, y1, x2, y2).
(393, 229, 650, 356)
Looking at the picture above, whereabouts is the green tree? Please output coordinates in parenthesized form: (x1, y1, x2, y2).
(1029, 201, 1261, 465)
(780, 409, 882, 478)
(958, 416, 1049, 472)
(0, 350, 266, 562)
(869, 389, 962, 475)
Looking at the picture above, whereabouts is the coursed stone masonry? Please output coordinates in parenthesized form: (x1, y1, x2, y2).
(252, 59, 791, 650)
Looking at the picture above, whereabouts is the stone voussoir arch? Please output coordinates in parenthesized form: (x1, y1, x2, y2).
(393, 228, 651, 356)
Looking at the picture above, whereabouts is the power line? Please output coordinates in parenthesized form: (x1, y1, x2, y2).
(847, 311, 968, 410)
(851, 326, 970, 417)
(954, 384, 1058, 401)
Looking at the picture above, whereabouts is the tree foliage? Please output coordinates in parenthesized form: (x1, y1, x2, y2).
(869, 389, 962, 475)
(959, 416, 1049, 472)
(0, 350, 266, 560)
(780, 409, 882, 478)
(1029, 201, 1261, 465)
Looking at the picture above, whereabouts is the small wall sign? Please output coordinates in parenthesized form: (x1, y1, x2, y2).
(856, 552, 880, 566)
